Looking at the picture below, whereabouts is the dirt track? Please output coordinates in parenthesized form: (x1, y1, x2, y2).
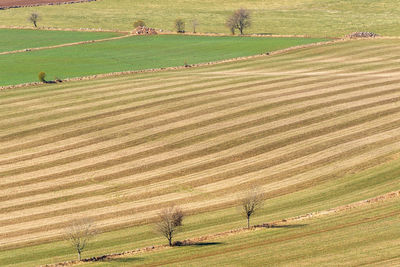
(0, 0, 95, 9)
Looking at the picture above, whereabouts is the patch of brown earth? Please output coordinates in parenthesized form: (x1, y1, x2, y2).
(0, 0, 95, 9)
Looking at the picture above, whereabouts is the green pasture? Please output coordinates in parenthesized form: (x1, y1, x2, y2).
(91, 201, 400, 266)
(1, 156, 399, 267)
(0, 34, 325, 86)
(0, 28, 119, 53)
(1, 0, 400, 37)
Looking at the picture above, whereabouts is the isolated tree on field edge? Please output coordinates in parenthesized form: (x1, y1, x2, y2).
(241, 187, 263, 228)
(29, 13, 40, 28)
(175, 19, 185, 33)
(65, 218, 96, 261)
(226, 8, 252, 35)
(192, 19, 199, 33)
(155, 206, 184, 246)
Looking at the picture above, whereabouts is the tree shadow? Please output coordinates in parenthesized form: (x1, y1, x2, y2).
(189, 242, 224, 246)
(174, 241, 224, 247)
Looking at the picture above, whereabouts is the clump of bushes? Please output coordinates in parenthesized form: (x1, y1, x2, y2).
(133, 20, 146, 28)
(38, 72, 46, 83)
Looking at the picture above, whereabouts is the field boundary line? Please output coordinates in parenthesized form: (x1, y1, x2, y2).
(40, 190, 400, 266)
(0, 38, 345, 91)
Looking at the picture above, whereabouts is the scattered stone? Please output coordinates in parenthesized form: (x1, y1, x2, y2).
(346, 32, 379, 39)
(133, 26, 158, 35)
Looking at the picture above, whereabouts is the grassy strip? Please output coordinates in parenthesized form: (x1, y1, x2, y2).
(0, 35, 325, 86)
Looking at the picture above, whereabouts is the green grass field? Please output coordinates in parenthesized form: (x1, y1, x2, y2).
(1, 0, 400, 36)
(0, 38, 400, 266)
(0, 28, 119, 53)
(0, 34, 325, 86)
(89, 200, 400, 266)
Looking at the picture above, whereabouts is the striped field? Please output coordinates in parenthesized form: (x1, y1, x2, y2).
(1, 38, 400, 266)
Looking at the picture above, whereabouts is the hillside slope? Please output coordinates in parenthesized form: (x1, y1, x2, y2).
(1, 38, 400, 265)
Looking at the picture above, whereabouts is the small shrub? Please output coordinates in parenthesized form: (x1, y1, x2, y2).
(175, 19, 185, 33)
(38, 72, 46, 83)
(133, 20, 146, 28)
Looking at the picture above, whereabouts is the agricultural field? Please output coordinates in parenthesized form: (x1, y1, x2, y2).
(0, 28, 120, 52)
(1, 38, 400, 266)
(1, 0, 400, 36)
(0, 32, 325, 86)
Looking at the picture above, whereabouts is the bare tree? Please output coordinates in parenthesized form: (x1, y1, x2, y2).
(226, 8, 252, 35)
(225, 15, 236, 35)
(192, 19, 199, 33)
(29, 13, 40, 28)
(155, 206, 184, 246)
(66, 218, 96, 261)
(241, 187, 263, 228)
(175, 19, 185, 33)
